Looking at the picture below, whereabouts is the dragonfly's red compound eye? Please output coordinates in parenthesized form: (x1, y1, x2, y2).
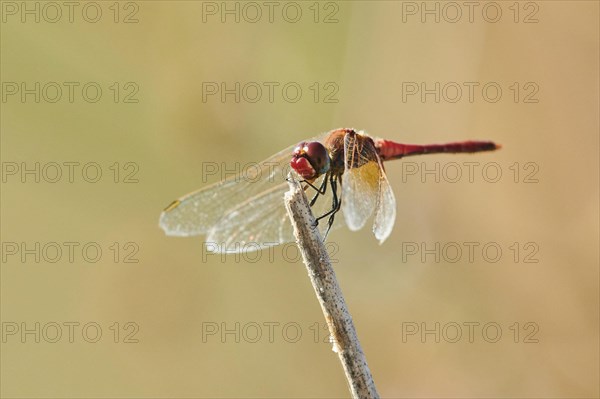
(304, 141, 330, 175)
(290, 141, 330, 180)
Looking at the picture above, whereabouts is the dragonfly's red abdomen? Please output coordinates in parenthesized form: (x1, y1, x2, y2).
(375, 139, 499, 161)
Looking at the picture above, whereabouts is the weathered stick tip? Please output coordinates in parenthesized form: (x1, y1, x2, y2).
(283, 172, 379, 399)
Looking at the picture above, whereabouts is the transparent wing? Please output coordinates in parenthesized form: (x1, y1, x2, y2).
(373, 157, 396, 244)
(205, 183, 293, 252)
(158, 133, 336, 252)
(341, 131, 396, 242)
(205, 173, 342, 253)
(158, 141, 298, 237)
(341, 132, 381, 231)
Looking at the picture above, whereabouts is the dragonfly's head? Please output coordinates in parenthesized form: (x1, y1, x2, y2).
(290, 141, 331, 180)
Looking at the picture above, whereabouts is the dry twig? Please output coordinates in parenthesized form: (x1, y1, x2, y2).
(284, 175, 379, 399)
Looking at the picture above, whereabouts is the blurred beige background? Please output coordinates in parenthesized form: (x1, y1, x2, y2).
(1, 1, 598, 398)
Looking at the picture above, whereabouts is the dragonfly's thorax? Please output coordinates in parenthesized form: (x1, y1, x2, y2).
(324, 128, 353, 176)
(325, 128, 375, 175)
(292, 128, 381, 180)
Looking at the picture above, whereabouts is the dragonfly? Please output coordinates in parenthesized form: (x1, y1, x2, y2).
(159, 128, 500, 253)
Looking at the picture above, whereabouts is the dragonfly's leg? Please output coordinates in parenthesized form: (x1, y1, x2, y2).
(297, 175, 328, 209)
(288, 176, 325, 193)
(315, 174, 339, 228)
(309, 175, 328, 207)
(315, 197, 337, 223)
(301, 177, 327, 194)
(323, 176, 342, 239)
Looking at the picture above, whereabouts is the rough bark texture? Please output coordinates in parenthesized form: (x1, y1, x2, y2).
(284, 176, 379, 399)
